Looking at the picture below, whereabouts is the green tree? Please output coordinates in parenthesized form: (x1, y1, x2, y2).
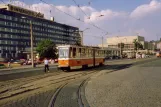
(75, 41, 82, 46)
(138, 42, 143, 50)
(133, 39, 144, 51)
(36, 39, 57, 59)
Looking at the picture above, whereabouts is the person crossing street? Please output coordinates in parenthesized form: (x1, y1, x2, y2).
(44, 58, 49, 73)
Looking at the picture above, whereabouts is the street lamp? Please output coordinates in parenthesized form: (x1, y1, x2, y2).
(73, 28, 90, 45)
(80, 28, 90, 45)
(93, 32, 108, 48)
(22, 17, 34, 68)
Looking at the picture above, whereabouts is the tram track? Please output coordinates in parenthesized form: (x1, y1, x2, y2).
(47, 58, 159, 107)
(0, 57, 158, 107)
(0, 68, 101, 107)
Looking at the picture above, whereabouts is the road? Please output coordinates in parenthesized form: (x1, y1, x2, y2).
(0, 57, 160, 107)
(86, 58, 161, 107)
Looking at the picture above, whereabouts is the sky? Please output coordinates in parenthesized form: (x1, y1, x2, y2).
(1, 0, 161, 45)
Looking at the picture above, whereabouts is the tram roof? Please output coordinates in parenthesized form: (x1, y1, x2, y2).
(57, 45, 120, 51)
(57, 45, 100, 48)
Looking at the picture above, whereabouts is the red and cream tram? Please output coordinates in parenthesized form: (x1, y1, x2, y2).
(58, 45, 107, 71)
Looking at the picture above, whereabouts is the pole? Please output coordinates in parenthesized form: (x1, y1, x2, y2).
(102, 36, 103, 48)
(81, 31, 83, 45)
(120, 42, 122, 58)
(30, 20, 34, 68)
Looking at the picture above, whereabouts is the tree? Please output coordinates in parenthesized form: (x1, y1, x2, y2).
(75, 41, 82, 46)
(138, 42, 143, 50)
(36, 39, 57, 59)
(133, 39, 144, 51)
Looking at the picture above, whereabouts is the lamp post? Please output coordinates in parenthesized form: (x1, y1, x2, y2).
(22, 17, 34, 68)
(30, 20, 34, 68)
(73, 28, 90, 45)
(93, 32, 108, 49)
(80, 28, 90, 45)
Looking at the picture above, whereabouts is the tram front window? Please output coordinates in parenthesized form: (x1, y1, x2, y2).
(59, 48, 69, 58)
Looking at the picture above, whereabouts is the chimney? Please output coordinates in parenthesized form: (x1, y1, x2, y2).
(51, 17, 54, 22)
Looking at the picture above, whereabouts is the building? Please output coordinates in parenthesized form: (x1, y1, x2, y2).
(0, 4, 81, 59)
(103, 36, 156, 57)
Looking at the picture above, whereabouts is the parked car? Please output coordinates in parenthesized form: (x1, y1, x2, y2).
(12, 60, 24, 65)
(54, 59, 58, 63)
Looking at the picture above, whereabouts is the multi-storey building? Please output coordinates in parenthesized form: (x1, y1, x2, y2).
(0, 4, 81, 58)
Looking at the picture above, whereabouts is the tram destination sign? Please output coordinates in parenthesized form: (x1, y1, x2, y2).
(7, 4, 44, 18)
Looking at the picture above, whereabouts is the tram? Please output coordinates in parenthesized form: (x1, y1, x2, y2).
(58, 45, 107, 71)
(156, 51, 161, 57)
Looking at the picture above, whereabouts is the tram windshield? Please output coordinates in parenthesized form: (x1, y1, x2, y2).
(58, 47, 69, 58)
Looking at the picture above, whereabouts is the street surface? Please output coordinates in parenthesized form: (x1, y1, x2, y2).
(0, 57, 159, 107)
(86, 58, 161, 107)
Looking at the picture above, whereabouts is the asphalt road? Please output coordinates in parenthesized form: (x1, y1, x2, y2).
(0, 57, 159, 107)
(0, 65, 57, 81)
(86, 58, 161, 107)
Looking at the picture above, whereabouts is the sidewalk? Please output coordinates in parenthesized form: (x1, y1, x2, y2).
(0, 63, 58, 75)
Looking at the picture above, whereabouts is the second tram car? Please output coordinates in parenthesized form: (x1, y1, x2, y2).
(58, 45, 107, 71)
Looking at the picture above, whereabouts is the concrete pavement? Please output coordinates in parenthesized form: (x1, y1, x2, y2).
(85, 58, 161, 107)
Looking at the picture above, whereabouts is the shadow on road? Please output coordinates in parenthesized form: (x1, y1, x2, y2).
(67, 63, 133, 73)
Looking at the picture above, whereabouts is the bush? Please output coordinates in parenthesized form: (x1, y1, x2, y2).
(0, 64, 6, 69)
(0, 64, 5, 66)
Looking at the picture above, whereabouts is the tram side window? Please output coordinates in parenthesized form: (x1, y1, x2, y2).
(81, 48, 85, 57)
(73, 48, 76, 58)
(85, 48, 88, 57)
(69, 47, 72, 58)
(78, 48, 81, 57)
(89, 49, 91, 57)
(101, 50, 103, 57)
(95, 50, 98, 57)
(104, 51, 106, 57)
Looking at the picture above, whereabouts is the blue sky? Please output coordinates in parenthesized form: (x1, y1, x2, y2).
(4, 0, 161, 45)
(26, 0, 151, 11)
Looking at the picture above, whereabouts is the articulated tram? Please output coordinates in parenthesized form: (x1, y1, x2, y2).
(58, 45, 107, 71)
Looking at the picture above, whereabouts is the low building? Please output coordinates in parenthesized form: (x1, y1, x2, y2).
(101, 36, 156, 57)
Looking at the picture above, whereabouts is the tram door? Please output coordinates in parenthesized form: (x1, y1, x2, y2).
(93, 49, 95, 67)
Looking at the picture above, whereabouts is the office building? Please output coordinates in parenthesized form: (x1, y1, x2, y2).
(0, 4, 81, 58)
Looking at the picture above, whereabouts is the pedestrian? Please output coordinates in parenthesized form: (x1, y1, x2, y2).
(44, 58, 49, 73)
(8, 60, 11, 69)
(51, 58, 54, 65)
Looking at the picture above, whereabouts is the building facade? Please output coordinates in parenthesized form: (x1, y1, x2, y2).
(104, 36, 156, 57)
(0, 4, 81, 58)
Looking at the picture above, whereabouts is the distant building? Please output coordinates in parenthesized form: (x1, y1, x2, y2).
(100, 36, 156, 57)
(0, 4, 81, 59)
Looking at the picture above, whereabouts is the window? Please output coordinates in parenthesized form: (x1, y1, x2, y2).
(73, 48, 76, 58)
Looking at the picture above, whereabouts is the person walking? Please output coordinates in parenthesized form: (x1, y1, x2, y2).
(8, 60, 11, 69)
(44, 58, 49, 73)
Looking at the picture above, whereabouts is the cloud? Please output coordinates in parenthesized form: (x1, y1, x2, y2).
(2, 0, 161, 45)
(130, 0, 161, 19)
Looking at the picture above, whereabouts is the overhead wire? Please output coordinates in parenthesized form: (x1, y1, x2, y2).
(71, 0, 107, 33)
(40, 0, 85, 23)
(0, 0, 6, 4)
(40, 0, 107, 33)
